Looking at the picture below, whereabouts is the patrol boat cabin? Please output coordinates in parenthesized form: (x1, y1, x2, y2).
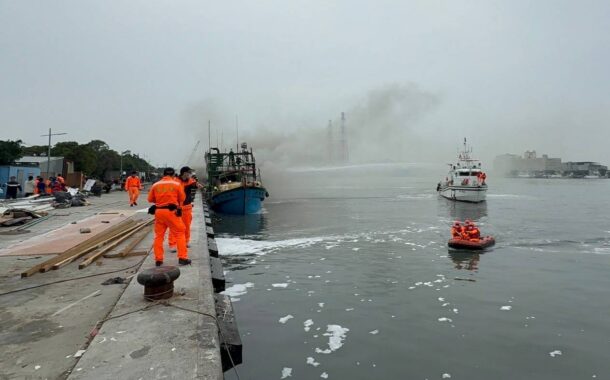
(437, 138, 488, 203)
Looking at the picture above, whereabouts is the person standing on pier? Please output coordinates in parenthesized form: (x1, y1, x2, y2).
(4, 176, 21, 199)
(125, 171, 142, 207)
(168, 166, 203, 249)
(24, 176, 36, 197)
(147, 167, 190, 266)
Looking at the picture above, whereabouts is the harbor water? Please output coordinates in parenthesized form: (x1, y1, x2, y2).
(216, 165, 610, 380)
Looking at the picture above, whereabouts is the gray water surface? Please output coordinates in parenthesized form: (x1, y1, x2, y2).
(218, 168, 610, 380)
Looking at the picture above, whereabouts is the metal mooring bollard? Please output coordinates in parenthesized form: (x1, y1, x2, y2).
(137, 266, 181, 301)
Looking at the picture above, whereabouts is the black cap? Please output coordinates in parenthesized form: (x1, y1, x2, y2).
(163, 167, 175, 176)
(180, 166, 193, 175)
(131, 170, 137, 175)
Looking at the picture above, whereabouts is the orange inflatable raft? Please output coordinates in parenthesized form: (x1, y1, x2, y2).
(448, 236, 495, 250)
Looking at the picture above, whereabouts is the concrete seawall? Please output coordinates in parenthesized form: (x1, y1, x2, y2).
(68, 195, 232, 379)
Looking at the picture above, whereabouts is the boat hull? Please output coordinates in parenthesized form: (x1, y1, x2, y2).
(448, 236, 495, 250)
(438, 185, 487, 203)
(209, 186, 266, 215)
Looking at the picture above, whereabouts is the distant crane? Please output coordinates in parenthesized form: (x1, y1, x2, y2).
(184, 140, 201, 166)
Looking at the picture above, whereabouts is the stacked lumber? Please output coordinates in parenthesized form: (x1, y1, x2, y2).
(14, 213, 153, 278)
(0, 212, 136, 257)
(21, 218, 153, 277)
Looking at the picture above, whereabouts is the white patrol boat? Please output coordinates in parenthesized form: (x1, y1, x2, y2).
(436, 138, 488, 203)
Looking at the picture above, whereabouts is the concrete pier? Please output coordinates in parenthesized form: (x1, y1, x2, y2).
(67, 197, 223, 379)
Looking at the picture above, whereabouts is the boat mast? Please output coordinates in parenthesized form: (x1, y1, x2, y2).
(235, 115, 239, 152)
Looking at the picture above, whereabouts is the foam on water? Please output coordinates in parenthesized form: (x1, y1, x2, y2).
(221, 283, 254, 298)
(281, 367, 292, 378)
(217, 237, 326, 256)
(304, 319, 314, 332)
(315, 325, 349, 354)
(279, 315, 294, 324)
(593, 247, 610, 254)
(306, 357, 320, 367)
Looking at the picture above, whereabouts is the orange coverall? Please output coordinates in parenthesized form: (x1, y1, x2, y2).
(451, 226, 463, 239)
(125, 175, 142, 205)
(468, 227, 481, 241)
(169, 177, 198, 247)
(147, 176, 188, 261)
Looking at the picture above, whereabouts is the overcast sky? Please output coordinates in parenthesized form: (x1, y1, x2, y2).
(1, 0, 609, 168)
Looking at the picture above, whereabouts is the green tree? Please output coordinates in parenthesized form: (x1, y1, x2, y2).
(0, 140, 23, 164)
(86, 139, 111, 153)
(51, 141, 97, 174)
(92, 148, 121, 179)
(21, 145, 48, 156)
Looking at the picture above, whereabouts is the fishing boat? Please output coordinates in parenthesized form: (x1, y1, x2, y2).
(205, 142, 268, 214)
(436, 138, 487, 203)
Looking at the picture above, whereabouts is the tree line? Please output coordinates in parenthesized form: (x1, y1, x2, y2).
(0, 139, 154, 179)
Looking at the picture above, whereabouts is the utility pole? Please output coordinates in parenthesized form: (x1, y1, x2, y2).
(40, 128, 67, 177)
(120, 150, 131, 178)
(340, 112, 348, 163)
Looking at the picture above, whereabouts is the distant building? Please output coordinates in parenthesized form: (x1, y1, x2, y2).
(494, 151, 608, 178)
(493, 151, 562, 176)
(0, 164, 40, 199)
(563, 162, 607, 177)
(14, 156, 84, 187)
(15, 156, 66, 177)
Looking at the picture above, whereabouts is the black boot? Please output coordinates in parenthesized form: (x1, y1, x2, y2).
(155, 260, 163, 267)
(178, 258, 192, 266)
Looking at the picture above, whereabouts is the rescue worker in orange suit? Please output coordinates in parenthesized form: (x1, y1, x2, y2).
(147, 167, 191, 266)
(44, 178, 53, 194)
(451, 221, 463, 239)
(461, 220, 473, 240)
(125, 171, 142, 207)
(468, 224, 481, 241)
(463, 221, 481, 242)
(169, 167, 203, 250)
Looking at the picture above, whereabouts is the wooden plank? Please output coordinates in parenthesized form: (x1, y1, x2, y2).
(3, 212, 136, 257)
(20, 219, 138, 277)
(118, 226, 152, 257)
(78, 220, 153, 269)
(50, 221, 144, 271)
(42, 219, 139, 272)
(104, 250, 149, 258)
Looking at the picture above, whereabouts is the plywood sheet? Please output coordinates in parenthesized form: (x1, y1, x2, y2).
(0, 211, 136, 257)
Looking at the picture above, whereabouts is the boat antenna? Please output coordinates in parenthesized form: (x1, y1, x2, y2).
(236, 114, 239, 151)
(208, 120, 211, 152)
